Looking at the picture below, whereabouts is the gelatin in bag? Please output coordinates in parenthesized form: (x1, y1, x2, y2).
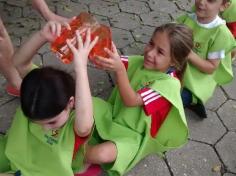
(51, 12, 112, 64)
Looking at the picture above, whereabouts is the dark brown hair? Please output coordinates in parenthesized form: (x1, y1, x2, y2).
(153, 23, 193, 80)
(21, 67, 75, 120)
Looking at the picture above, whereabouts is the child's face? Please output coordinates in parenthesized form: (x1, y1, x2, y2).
(195, 0, 226, 23)
(34, 108, 70, 130)
(144, 31, 172, 72)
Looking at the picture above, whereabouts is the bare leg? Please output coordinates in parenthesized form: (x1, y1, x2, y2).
(85, 141, 117, 164)
(0, 18, 21, 89)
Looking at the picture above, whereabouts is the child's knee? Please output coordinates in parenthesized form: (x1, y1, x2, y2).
(98, 143, 117, 163)
(86, 142, 117, 164)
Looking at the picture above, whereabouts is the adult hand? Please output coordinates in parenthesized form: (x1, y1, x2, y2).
(39, 21, 70, 42)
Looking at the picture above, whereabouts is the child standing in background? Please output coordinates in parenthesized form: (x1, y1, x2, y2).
(192, 0, 236, 59)
(85, 23, 193, 176)
(0, 21, 100, 176)
(221, 0, 236, 59)
(178, 0, 236, 118)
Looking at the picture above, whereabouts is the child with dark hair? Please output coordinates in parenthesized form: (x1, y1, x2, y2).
(178, 0, 236, 118)
(85, 23, 193, 176)
(0, 21, 100, 176)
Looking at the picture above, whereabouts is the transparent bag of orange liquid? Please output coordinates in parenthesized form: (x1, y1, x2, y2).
(51, 12, 112, 64)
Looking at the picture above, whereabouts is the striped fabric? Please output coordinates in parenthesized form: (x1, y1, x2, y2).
(121, 55, 129, 69)
(121, 55, 178, 137)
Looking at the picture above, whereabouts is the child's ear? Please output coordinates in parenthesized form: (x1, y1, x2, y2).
(67, 96, 75, 109)
(220, 1, 230, 12)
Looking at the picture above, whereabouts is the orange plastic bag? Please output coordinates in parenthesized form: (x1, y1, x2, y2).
(51, 12, 112, 64)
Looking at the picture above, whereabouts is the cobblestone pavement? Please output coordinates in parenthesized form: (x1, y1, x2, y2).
(0, 0, 236, 176)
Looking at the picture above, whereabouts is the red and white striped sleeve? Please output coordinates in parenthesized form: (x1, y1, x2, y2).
(120, 55, 128, 70)
(137, 71, 178, 138)
(138, 88, 162, 115)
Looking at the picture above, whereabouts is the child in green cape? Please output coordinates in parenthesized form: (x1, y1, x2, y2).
(221, 0, 236, 59)
(192, 0, 236, 59)
(178, 0, 236, 118)
(0, 21, 100, 176)
(85, 23, 193, 176)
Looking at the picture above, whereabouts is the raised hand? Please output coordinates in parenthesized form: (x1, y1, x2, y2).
(39, 21, 70, 42)
(96, 42, 124, 73)
(66, 29, 98, 70)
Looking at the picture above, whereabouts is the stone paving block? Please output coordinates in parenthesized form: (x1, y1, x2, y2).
(169, 8, 186, 20)
(140, 11, 171, 27)
(121, 42, 145, 55)
(22, 6, 41, 19)
(0, 75, 15, 106)
(185, 109, 226, 145)
(6, 18, 40, 37)
(223, 173, 236, 176)
(166, 141, 222, 176)
(56, 2, 88, 18)
(175, 0, 194, 12)
(206, 87, 227, 111)
(111, 28, 134, 49)
(222, 67, 236, 100)
(131, 25, 155, 44)
(126, 155, 171, 176)
(6, 0, 28, 7)
(93, 14, 110, 26)
(104, 0, 125, 3)
(71, 0, 94, 5)
(89, 0, 120, 16)
(110, 13, 140, 30)
(1, 0, 236, 175)
(216, 132, 236, 173)
(87, 67, 113, 97)
(148, 0, 178, 14)
(70, 66, 113, 100)
(1, 4, 22, 20)
(0, 99, 19, 133)
(119, 0, 150, 15)
(42, 52, 74, 73)
(217, 100, 236, 131)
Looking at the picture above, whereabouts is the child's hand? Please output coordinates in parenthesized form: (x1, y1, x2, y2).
(66, 29, 98, 71)
(96, 42, 124, 73)
(39, 21, 70, 42)
(45, 12, 70, 24)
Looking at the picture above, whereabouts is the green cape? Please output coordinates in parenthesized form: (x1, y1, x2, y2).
(178, 14, 235, 103)
(92, 56, 188, 175)
(1, 108, 85, 176)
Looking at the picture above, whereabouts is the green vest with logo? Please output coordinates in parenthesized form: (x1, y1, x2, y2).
(92, 56, 188, 176)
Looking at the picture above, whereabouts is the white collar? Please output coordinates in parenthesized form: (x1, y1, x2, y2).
(189, 13, 225, 28)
